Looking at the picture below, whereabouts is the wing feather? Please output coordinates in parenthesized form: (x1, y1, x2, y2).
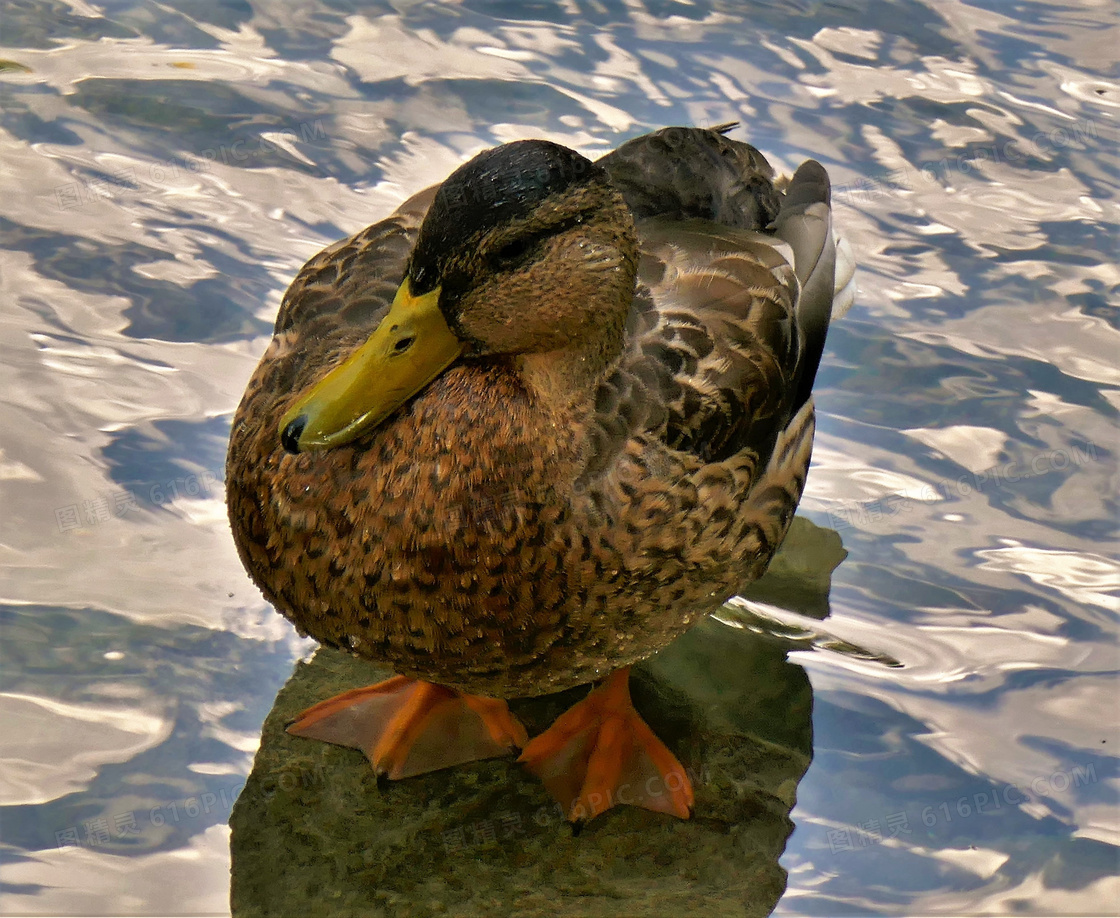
(586, 132, 840, 498)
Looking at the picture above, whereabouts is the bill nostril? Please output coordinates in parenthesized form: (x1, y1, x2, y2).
(281, 415, 307, 454)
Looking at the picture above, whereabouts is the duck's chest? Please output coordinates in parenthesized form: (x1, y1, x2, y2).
(242, 364, 588, 635)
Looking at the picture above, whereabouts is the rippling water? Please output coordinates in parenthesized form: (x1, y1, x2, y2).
(1, 1, 1117, 914)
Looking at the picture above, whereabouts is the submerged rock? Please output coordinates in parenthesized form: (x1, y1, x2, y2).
(230, 518, 845, 917)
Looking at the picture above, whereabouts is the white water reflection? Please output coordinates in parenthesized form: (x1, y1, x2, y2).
(1, 0, 1117, 914)
(976, 543, 1120, 613)
(0, 693, 171, 807)
(1, 824, 231, 915)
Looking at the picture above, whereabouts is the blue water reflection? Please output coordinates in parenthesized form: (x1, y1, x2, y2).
(1, 0, 1116, 913)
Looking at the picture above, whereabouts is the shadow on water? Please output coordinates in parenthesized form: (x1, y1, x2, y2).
(228, 519, 844, 917)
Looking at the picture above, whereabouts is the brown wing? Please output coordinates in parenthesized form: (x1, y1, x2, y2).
(589, 130, 837, 484)
(261, 188, 438, 402)
(273, 187, 437, 337)
(583, 223, 804, 484)
(597, 124, 781, 231)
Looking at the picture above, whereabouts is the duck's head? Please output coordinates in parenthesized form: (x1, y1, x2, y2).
(279, 140, 638, 453)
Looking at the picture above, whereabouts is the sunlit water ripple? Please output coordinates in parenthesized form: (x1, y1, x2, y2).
(1, 0, 1116, 914)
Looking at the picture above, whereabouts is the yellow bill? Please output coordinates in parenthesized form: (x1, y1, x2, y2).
(279, 280, 463, 452)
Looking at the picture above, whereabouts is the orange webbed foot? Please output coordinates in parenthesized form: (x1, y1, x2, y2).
(518, 668, 694, 823)
(287, 675, 528, 779)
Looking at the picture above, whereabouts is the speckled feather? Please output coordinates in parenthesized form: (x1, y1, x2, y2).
(226, 127, 837, 698)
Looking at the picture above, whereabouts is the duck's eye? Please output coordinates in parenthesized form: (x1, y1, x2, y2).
(490, 215, 585, 269)
(492, 234, 540, 267)
(393, 336, 415, 354)
(490, 216, 586, 268)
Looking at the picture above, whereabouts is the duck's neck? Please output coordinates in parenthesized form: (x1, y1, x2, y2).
(515, 324, 624, 418)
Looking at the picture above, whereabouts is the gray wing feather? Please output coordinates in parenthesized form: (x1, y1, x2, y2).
(772, 160, 836, 411)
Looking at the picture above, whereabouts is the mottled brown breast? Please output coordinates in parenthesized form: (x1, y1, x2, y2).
(228, 354, 608, 689)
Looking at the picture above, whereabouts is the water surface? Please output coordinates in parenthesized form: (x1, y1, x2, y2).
(1, 0, 1117, 914)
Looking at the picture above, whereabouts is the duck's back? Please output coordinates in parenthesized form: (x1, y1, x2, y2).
(599, 125, 782, 230)
(543, 128, 846, 686)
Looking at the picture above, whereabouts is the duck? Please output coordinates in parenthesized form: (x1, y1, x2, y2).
(226, 124, 853, 823)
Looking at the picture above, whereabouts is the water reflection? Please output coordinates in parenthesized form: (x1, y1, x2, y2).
(1, 0, 1117, 914)
(0, 604, 297, 914)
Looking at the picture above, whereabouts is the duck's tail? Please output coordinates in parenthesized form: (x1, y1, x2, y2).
(772, 160, 855, 413)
